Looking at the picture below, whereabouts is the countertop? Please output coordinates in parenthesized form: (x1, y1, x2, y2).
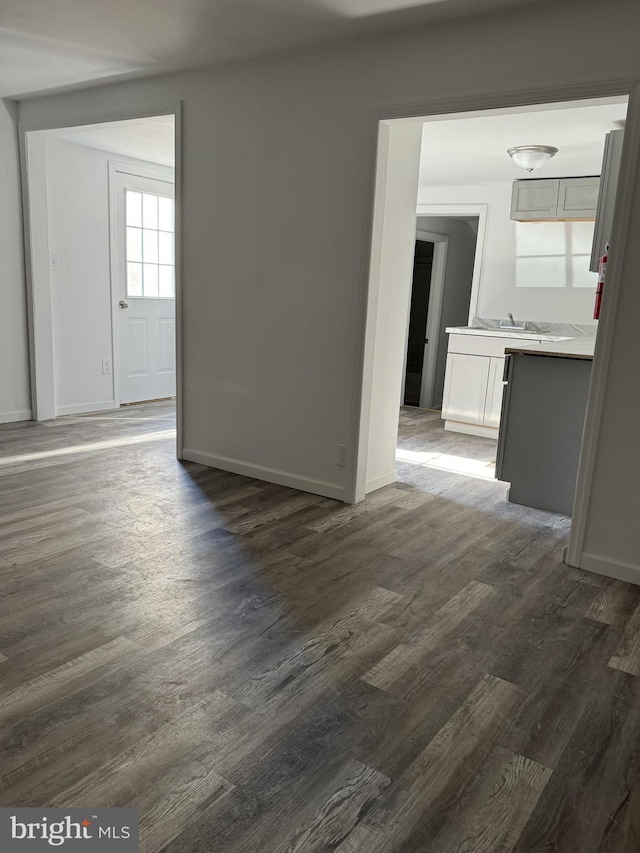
(445, 326, 573, 342)
(504, 337, 595, 360)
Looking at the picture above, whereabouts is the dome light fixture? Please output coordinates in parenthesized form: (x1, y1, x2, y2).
(507, 145, 558, 173)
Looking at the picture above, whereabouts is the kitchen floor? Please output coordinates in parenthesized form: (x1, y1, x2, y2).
(1, 401, 640, 851)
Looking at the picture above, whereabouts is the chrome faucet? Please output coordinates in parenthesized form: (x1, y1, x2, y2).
(500, 313, 527, 330)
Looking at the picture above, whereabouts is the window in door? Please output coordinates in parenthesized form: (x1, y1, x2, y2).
(125, 190, 175, 298)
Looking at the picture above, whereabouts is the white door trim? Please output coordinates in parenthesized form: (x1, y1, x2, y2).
(413, 229, 449, 410)
(19, 100, 184, 459)
(346, 73, 639, 589)
(108, 160, 175, 407)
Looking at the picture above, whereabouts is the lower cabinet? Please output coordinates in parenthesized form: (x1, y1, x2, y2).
(442, 353, 490, 425)
(442, 333, 543, 437)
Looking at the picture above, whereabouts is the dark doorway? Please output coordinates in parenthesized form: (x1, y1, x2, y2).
(403, 240, 434, 406)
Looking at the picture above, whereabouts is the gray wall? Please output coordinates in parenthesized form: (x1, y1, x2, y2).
(417, 216, 477, 408)
(13, 0, 640, 573)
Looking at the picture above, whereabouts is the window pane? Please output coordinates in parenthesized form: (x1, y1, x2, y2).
(158, 231, 173, 265)
(516, 256, 566, 288)
(142, 194, 158, 229)
(516, 221, 566, 256)
(126, 191, 142, 227)
(158, 197, 174, 232)
(126, 227, 142, 262)
(143, 229, 158, 263)
(127, 262, 143, 296)
(143, 264, 159, 297)
(571, 221, 596, 254)
(159, 265, 174, 297)
(571, 256, 598, 288)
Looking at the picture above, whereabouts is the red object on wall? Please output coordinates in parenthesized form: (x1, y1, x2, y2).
(594, 243, 608, 320)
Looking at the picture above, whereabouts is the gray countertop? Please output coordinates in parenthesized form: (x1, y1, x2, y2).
(504, 338, 595, 360)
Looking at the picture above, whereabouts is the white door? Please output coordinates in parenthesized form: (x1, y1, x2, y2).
(114, 172, 176, 404)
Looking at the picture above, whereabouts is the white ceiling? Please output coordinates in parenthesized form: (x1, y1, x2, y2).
(46, 116, 175, 166)
(419, 99, 628, 188)
(1, 0, 544, 98)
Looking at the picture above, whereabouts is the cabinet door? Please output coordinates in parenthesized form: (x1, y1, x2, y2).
(483, 357, 506, 428)
(557, 177, 599, 219)
(590, 129, 624, 271)
(510, 180, 559, 220)
(442, 353, 490, 425)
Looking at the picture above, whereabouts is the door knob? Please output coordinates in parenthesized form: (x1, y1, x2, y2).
(119, 300, 129, 309)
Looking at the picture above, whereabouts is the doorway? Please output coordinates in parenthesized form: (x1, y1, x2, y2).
(403, 239, 434, 406)
(22, 112, 180, 435)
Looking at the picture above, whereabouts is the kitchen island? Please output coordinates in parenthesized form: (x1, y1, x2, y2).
(495, 337, 595, 515)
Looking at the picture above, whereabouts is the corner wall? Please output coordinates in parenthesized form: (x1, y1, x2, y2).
(0, 100, 30, 423)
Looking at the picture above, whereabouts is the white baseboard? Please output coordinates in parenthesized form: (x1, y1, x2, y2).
(444, 420, 499, 439)
(579, 552, 640, 587)
(0, 409, 32, 424)
(55, 401, 118, 416)
(181, 448, 346, 502)
(366, 469, 397, 494)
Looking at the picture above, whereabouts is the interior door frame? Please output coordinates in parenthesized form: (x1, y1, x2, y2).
(108, 161, 175, 407)
(412, 229, 448, 409)
(19, 101, 184, 459)
(347, 81, 639, 583)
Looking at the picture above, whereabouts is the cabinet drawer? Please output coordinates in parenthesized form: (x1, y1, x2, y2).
(448, 334, 540, 357)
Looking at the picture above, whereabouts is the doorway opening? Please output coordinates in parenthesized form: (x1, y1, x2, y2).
(22, 112, 180, 445)
(356, 93, 630, 567)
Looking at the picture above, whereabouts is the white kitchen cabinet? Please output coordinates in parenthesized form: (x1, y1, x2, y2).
(590, 129, 624, 271)
(442, 332, 545, 437)
(510, 180, 559, 221)
(510, 176, 599, 221)
(483, 357, 507, 429)
(556, 177, 600, 219)
(442, 353, 490, 425)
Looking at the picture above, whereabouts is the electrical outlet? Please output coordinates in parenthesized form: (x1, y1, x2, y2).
(102, 359, 112, 375)
(337, 444, 348, 468)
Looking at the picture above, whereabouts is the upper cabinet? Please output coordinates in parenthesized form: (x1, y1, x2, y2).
(590, 129, 624, 271)
(510, 176, 600, 221)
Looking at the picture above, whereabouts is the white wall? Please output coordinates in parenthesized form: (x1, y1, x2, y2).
(44, 137, 170, 415)
(0, 99, 30, 423)
(419, 183, 599, 325)
(15, 0, 640, 570)
(417, 215, 477, 408)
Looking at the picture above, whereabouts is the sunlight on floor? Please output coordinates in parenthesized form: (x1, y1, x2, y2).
(396, 448, 497, 480)
(0, 429, 176, 467)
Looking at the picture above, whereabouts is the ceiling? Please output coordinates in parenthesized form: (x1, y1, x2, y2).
(46, 116, 175, 166)
(419, 99, 628, 188)
(1, 0, 545, 99)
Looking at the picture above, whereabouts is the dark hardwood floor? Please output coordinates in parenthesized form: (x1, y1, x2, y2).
(1, 402, 640, 851)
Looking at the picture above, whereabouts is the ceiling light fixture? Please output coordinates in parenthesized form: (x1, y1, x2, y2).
(507, 145, 558, 173)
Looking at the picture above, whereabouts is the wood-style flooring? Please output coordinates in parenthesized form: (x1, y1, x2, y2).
(1, 402, 640, 851)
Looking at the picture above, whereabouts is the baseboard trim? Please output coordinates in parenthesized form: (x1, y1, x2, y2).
(366, 469, 397, 494)
(55, 401, 118, 416)
(579, 552, 640, 587)
(0, 409, 32, 424)
(444, 420, 498, 439)
(181, 448, 346, 502)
